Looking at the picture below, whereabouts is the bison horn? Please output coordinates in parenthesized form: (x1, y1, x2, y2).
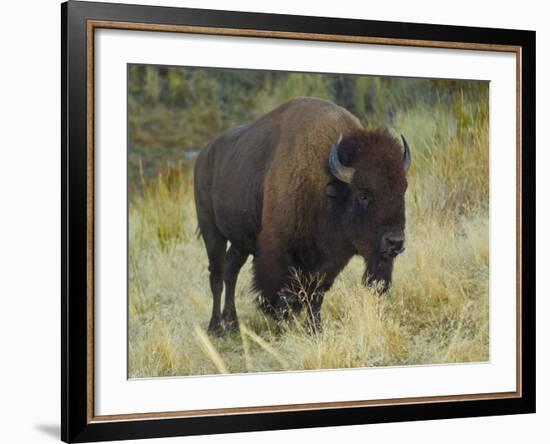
(329, 134, 355, 184)
(401, 134, 411, 174)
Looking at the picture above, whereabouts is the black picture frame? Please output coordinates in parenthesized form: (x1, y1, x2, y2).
(61, 1, 536, 442)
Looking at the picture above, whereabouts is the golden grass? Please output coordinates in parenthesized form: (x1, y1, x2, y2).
(128, 100, 489, 378)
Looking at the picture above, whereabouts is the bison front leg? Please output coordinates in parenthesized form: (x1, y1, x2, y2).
(253, 233, 295, 321)
(303, 269, 339, 335)
(304, 290, 324, 335)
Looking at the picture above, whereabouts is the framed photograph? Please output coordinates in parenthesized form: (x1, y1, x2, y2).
(61, 1, 535, 442)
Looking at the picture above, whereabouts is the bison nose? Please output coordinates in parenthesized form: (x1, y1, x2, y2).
(381, 233, 405, 258)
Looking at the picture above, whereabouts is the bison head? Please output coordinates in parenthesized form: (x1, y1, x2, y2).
(326, 128, 410, 292)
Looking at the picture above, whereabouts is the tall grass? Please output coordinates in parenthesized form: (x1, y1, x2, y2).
(128, 80, 489, 377)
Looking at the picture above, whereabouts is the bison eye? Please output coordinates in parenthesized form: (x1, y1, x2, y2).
(357, 194, 370, 205)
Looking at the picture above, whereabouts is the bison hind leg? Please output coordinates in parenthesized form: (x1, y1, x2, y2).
(221, 245, 247, 333)
(200, 228, 227, 337)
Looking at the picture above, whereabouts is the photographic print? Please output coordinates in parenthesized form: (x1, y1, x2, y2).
(62, 4, 534, 440)
(127, 65, 489, 378)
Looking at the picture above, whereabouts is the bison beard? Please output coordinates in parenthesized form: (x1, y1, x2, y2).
(194, 97, 410, 336)
(363, 255, 395, 292)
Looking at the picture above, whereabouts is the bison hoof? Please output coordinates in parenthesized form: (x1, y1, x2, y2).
(222, 311, 240, 334)
(207, 319, 225, 337)
(223, 319, 240, 334)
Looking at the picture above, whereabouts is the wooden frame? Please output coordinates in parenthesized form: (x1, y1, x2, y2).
(62, 1, 536, 442)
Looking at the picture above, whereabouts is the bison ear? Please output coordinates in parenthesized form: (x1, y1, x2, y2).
(325, 181, 348, 198)
(325, 183, 340, 197)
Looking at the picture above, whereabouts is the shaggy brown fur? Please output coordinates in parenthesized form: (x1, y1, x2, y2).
(194, 97, 409, 335)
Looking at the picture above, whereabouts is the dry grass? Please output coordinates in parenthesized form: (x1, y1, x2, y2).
(128, 98, 489, 378)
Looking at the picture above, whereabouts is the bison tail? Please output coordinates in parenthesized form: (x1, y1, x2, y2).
(195, 226, 202, 239)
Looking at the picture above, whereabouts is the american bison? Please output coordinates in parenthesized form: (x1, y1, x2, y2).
(194, 97, 411, 335)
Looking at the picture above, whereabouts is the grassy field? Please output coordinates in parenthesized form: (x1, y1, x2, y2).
(127, 71, 489, 377)
(128, 67, 489, 378)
